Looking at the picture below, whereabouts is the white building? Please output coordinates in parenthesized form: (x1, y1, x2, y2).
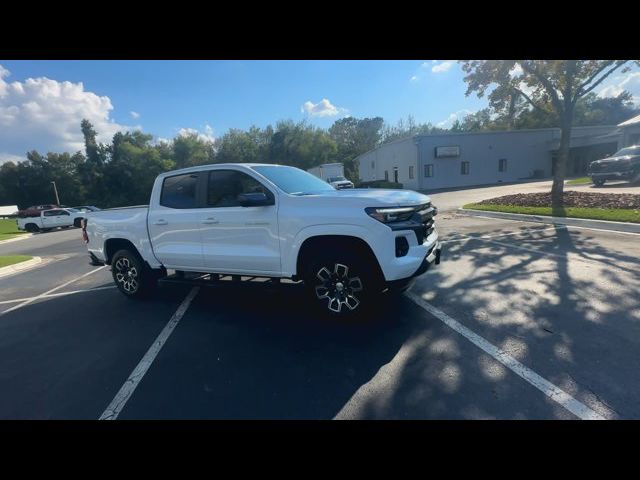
(356, 124, 625, 191)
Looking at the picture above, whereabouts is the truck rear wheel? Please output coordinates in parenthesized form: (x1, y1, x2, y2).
(25, 223, 40, 233)
(111, 249, 161, 299)
(302, 248, 381, 317)
(593, 178, 605, 187)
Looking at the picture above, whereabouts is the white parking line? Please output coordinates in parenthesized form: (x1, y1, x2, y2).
(404, 291, 607, 420)
(0, 266, 106, 316)
(99, 286, 200, 420)
(0, 285, 116, 305)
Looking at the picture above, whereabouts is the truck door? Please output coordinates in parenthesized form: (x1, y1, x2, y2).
(42, 209, 65, 228)
(147, 172, 204, 269)
(198, 168, 281, 275)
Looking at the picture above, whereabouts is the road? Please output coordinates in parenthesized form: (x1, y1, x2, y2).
(0, 181, 638, 419)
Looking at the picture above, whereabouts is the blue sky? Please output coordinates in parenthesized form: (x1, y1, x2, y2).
(1, 60, 639, 164)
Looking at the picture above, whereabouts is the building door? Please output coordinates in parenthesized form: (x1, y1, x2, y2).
(393, 167, 398, 183)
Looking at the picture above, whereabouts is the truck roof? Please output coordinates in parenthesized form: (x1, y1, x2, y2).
(157, 163, 292, 178)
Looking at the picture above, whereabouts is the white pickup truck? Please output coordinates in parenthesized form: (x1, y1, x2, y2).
(84, 163, 441, 316)
(18, 207, 85, 232)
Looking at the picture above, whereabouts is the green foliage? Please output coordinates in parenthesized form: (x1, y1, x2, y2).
(0, 219, 29, 241)
(357, 180, 404, 189)
(0, 255, 32, 268)
(566, 177, 591, 185)
(463, 203, 640, 224)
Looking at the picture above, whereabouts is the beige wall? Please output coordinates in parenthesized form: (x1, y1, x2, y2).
(357, 138, 419, 190)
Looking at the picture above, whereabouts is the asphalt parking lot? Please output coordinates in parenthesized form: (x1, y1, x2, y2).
(1, 182, 639, 419)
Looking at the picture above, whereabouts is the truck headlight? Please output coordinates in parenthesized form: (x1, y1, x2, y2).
(365, 206, 416, 223)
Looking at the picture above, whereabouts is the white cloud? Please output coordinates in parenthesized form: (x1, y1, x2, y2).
(437, 109, 473, 128)
(177, 123, 215, 142)
(0, 64, 135, 162)
(0, 152, 26, 165)
(410, 75, 419, 82)
(130, 111, 140, 119)
(301, 98, 345, 117)
(432, 61, 453, 73)
(597, 72, 640, 105)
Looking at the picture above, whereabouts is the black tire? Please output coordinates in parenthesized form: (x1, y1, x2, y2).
(111, 249, 162, 299)
(593, 178, 605, 187)
(73, 218, 82, 228)
(25, 223, 40, 233)
(302, 247, 382, 317)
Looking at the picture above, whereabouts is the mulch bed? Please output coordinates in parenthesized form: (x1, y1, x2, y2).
(475, 191, 640, 209)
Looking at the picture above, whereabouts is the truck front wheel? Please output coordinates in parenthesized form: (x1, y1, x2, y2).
(303, 248, 380, 317)
(111, 249, 161, 299)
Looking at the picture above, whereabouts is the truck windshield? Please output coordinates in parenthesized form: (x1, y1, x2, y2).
(613, 146, 640, 156)
(252, 165, 335, 194)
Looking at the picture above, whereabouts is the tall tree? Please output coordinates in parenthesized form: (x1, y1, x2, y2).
(329, 117, 384, 179)
(460, 60, 637, 206)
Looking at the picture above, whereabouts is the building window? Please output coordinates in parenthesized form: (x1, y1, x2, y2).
(424, 164, 434, 177)
(384, 170, 389, 181)
(461, 161, 470, 175)
(409, 166, 414, 179)
(371, 161, 375, 169)
(498, 158, 507, 172)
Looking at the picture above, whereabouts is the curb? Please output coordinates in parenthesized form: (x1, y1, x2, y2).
(0, 233, 33, 245)
(0, 256, 42, 278)
(459, 208, 640, 234)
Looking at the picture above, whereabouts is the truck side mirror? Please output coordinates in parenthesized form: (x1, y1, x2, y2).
(237, 192, 274, 207)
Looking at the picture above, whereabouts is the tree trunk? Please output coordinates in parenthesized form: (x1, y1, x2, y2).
(551, 117, 572, 208)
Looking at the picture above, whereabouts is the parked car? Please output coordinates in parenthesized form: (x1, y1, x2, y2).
(84, 163, 442, 316)
(588, 145, 640, 186)
(70, 205, 101, 227)
(17, 204, 60, 218)
(71, 205, 101, 212)
(17, 207, 84, 232)
(326, 176, 355, 189)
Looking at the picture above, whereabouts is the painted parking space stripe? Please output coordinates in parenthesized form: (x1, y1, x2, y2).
(0, 266, 106, 317)
(99, 286, 200, 420)
(404, 291, 607, 420)
(0, 285, 116, 305)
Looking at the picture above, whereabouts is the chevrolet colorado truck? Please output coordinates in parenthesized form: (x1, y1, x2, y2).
(84, 163, 441, 316)
(588, 145, 640, 186)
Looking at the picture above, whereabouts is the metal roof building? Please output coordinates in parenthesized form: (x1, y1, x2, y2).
(356, 122, 629, 191)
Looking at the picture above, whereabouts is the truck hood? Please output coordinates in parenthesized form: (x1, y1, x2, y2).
(591, 155, 637, 165)
(299, 188, 431, 207)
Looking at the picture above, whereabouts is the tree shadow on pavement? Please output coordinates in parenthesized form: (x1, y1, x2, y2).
(350, 223, 640, 419)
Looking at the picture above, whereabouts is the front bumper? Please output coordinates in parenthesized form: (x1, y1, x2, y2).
(386, 241, 442, 291)
(590, 170, 635, 181)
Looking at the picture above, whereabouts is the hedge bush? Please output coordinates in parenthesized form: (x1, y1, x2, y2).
(357, 180, 404, 189)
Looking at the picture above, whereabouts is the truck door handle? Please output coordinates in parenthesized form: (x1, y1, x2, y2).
(201, 218, 219, 224)
(153, 219, 168, 226)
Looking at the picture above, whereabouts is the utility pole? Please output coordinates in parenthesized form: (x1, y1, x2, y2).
(51, 181, 60, 205)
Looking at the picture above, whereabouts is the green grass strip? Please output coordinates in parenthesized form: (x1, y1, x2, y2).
(463, 203, 640, 224)
(0, 255, 33, 268)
